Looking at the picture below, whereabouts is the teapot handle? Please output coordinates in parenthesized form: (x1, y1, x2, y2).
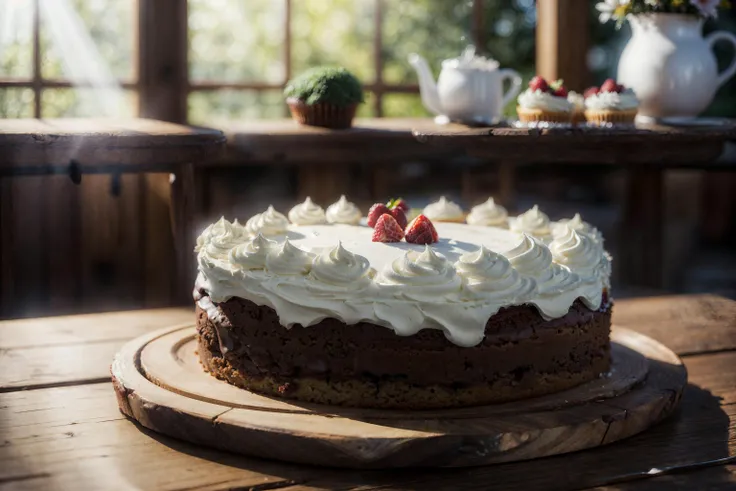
(499, 69, 523, 109)
(705, 30, 736, 88)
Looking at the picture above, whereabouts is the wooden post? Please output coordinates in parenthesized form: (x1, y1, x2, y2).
(536, 0, 590, 91)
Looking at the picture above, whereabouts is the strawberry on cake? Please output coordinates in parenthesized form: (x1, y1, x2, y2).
(194, 196, 612, 409)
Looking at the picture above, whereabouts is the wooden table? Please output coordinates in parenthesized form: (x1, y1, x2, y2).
(414, 123, 736, 289)
(0, 118, 226, 308)
(1, 294, 734, 490)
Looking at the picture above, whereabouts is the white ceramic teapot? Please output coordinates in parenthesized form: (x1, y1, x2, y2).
(618, 14, 736, 120)
(409, 46, 522, 125)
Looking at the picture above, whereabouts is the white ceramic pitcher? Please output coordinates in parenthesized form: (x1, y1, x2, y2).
(618, 13, 736, 120)
(409, 46, 522, 125)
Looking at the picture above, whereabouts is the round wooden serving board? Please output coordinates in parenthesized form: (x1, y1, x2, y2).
(112, 325, 686, 468)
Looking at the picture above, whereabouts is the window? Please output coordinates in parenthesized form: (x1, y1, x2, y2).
(186, 0, 536, 125)
(0, 0, 137, 118)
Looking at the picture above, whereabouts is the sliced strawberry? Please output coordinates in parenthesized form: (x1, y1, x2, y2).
(600, 78, 618, 93)
(528, 75, 549, 93)
(553, 85, 568, 98)
(389, 207, 408, 229)
(584, 86, 600, 98)
(405, 214, 438, 245)
(387, 198, 410, 213)
(367, 203, 390, 228)
(372, 214, 404, 243)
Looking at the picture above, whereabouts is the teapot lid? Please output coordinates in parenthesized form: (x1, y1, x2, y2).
(442, 45, 500, 71)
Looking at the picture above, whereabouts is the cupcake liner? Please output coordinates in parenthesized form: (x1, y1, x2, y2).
(287, 98, 357, 129)
(571, 110, 586, 126)
(517, 107, 572, 124)
(584, 109, 637, 126)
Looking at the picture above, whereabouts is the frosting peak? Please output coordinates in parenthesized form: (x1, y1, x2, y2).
(550, 225, 601, 276)
(510, 205, 552, 238)
(288, 197, 327, 225)
(466, 197, 508, 227)
(229, 233, 276, 270)
(265, 239, 315, 275)
(246, 206, 289, 236)
(423, 196, 464, 221)
(554, 213, 603, 243)
(455, 245, 533, 299)
(310, 241, 372, 287)
(197, 217, 246, 260)
(378, 246, 462, 301)
(326, 195, 362, 225)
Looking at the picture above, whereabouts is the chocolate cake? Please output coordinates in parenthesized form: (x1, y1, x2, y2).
(194, 197, 612, 409)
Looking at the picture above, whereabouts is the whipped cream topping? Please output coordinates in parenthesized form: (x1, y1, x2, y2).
(466, 197, 508, 227)
(554, 213, 603, 243)
(423, 196, 464, 221)
(549, 226, 600, 276)
(378, 246, 462, 301)
(196, 220, 609, 347)
(310, 241, 372, 288)
(288, 197, 326, 225)
(265, 239, 315, 275)
(229, 233, 276, 270)
(518, 89, 573, 113)
(568, 91, 585, 111)
(326, 195, 362, 225)
(509, 205, 552, 239)
(245, 206, 289, 236)
(585, 89, 639, 111)
(196, 217, 247, 260)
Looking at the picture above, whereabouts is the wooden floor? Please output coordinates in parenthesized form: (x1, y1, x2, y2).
(0, 294, 734, 490)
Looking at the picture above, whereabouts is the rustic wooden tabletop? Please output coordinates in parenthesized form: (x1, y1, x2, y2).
(1, 294, 734, 490)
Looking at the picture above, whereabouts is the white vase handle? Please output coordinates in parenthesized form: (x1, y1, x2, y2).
(499, 69, 522, 109)
(705, 30, 736, 88)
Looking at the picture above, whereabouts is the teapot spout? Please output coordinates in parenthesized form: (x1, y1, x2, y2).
(408, 53, 442, 116)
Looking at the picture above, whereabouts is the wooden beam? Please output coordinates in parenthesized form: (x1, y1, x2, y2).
(536, 0, 589, 91)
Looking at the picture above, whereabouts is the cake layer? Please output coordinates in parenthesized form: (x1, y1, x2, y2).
(196, 295, 611, 409)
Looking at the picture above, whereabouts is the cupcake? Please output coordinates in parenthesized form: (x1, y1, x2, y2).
(516, 76, 573, 125)
(284, 67, 364, 129)
(423, 196, 464, 223)
(466, 197, 508, 227)
(584, 79, 638, 126)
(568, 91, 586, 125)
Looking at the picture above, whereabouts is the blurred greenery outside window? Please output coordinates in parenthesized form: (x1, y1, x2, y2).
(1, 1, 733, 121)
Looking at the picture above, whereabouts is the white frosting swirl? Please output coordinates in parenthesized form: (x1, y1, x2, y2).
(518, 89, 573, 112)
(466, 197, 508, 227)
(510, 205, 552, 238)
(229, 233, 276, 270)
(423, 196, 464, 221)
(455, 245, 534, 299)
(549, 226, 600, 276)
(196, 217, 246, 260)
(568, 91, 585, 111)
(288, 197, 326, 225)
(377, 246, 462, 301)
(245, 206, 289, 236)
(309, 241, 372, 288)
(585, 89, 638, 111)
(554, 213, 603, 243)
(265, 239, 315, 275)
(325, 195, 362, 225)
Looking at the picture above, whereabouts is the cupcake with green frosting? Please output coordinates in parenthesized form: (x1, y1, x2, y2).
(284, 66, 364, 129)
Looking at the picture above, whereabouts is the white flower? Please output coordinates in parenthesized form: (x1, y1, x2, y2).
(644, 0, 660, 6)
(596, 0, 630, 23)
(689, 0, 719, 17)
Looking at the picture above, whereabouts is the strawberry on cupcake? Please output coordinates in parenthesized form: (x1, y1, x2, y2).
(584, 79, 639, 126)
(517, 76, 574, 125)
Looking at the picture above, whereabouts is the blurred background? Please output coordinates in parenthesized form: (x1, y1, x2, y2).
(0, 0, 735, 319)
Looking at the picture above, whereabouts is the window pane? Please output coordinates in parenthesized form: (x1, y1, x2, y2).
(383, 2, 472, 85)
(188, 0, 286, 84)
(188, 90, 285, 125)
(0, 0, 33, 78)
(40, 0, 135, 81)
(41, 88, 137, 117)
(0, 88, 34, 117)
(356, 91, 375, 118)
(291, 0, 374, 83)
(382, 93, 428, 118)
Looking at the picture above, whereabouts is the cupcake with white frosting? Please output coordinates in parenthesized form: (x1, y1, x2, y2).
(517, 76, 573, 125)
(568, 91, 585, 125)
(466, 197, 508, 227)
(423, 196, 464, 223)
(584, 79, 638, 126)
